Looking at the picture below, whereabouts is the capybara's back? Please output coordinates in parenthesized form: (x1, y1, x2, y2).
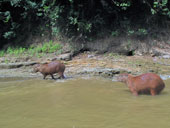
(117, 73, 165, 96)
(137, 73, 165, 94)
(47, 61, 65, 73)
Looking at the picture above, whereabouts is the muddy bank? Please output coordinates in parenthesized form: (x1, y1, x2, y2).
(71, 37, 170, 56)
(0, 52, 170, 80)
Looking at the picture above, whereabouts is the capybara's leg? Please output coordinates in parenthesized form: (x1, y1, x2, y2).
(129, 88, 138, 96)
(59, 72, 65, 79)
(50, 74, 55, 79)
(61, 74, 65, 79)
(132, 91, 138, 96)
(43, 74, 47, 79)
(150, 89, 157, 96)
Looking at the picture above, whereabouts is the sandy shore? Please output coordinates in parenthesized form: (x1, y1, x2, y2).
(0, 52, 170, 79)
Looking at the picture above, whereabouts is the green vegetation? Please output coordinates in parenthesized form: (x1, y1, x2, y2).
(28, 40, 62, 54)
(0, 40, 62, 57)
(0, 51, 5, 57)
(111, 31, 120, 37)
(0, 0, 170, 47)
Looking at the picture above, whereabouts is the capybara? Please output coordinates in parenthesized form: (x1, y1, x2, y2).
(34, 61, 65, 80)
(117, 73, 165, 96)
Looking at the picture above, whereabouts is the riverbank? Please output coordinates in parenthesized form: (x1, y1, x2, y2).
(0, 52, 170, 80)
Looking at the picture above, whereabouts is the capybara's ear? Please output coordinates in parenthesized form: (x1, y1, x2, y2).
(34, 63, 40, 67)
(122, 73, 129, 76)
(34, 62, 40, 65)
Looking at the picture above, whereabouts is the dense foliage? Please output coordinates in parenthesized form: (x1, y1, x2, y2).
(0, 0, 170, 47)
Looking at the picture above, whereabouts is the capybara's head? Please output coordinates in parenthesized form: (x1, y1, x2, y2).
(33, 64, 41, 73)
(117, 73, 129, 83)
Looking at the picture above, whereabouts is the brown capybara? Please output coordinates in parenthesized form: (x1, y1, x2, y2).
(34, 61, 65, 80)
(117, 73, 165, 96)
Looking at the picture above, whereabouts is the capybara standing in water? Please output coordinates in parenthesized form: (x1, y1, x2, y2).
(34, 61, 65, 80)
(117, 73, 165, 96)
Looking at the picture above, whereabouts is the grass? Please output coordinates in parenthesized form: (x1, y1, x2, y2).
(104, 53, 123, 59)
(0, 40, 62, 57)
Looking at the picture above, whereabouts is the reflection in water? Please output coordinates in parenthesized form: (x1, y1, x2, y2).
(0, 77, 170, 128)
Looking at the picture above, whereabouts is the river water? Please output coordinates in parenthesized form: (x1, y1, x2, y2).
(0, 77, 170, 128)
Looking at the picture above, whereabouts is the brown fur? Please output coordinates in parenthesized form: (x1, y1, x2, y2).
(33, 61, 65, 80)
(117, 73, 165, 96)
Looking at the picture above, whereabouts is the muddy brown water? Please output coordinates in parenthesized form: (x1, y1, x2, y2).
(0, 77, 170, 128)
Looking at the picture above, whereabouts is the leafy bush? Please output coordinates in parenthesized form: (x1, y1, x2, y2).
(0, 50, 5, 57)
(111, 31, 119, 37)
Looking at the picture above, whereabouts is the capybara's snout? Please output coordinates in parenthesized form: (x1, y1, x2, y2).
(117, 73, 129, 83)
(33, 64, 40, 73)
(33, 67, 39, 73)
